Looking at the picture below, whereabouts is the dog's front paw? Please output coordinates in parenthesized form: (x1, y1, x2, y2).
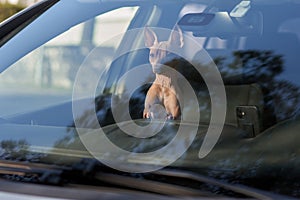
(143, 110, 151, 119)
(166, 114, 174, 120)
(166, 113, 180, 120)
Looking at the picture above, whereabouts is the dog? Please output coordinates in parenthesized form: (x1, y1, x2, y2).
(143, 25, 184, 120)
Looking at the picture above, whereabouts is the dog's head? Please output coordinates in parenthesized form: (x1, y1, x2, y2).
(144, 25, 184, 74)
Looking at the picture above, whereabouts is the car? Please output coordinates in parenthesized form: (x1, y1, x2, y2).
(0, 0, 299, 199)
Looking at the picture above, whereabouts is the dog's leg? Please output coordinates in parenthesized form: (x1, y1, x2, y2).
(164, 91, 181, 120)
(143, 85, 161, 119)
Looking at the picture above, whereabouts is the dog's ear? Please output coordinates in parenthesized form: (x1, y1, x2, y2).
(144, 26, 158, 48)
(169, 25, 184, 48)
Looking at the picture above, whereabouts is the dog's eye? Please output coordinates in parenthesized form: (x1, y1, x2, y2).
(149, 53, 155, 58)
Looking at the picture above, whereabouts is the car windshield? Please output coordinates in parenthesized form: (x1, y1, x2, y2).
(0, 0, 299, 198)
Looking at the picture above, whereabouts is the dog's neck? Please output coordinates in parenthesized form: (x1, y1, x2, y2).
(154, 73, 178, 88)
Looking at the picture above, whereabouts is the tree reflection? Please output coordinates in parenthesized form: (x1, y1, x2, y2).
(0, 139, 30, 161)
(70, 49, 299, 131)
(216, 50, 299, 127)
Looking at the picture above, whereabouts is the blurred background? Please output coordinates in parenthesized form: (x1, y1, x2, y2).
(0, 0, 39, 22)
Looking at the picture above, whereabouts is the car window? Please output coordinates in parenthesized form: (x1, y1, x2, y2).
(174, 4, 300, 131)
(0, 6, 139, 117)
(105, 2, 300, 131)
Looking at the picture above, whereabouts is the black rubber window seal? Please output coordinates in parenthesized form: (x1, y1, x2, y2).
(0, 0, 60, 47)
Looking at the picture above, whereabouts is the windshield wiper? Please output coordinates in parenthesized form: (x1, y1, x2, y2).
(0, 159, 69, 185)
(0, 159, 296, 199)
(151, 169, 295, 200)
(94, 171, 211, 197)
(0, 159, 208, 197)
(95, 167, 296, 199)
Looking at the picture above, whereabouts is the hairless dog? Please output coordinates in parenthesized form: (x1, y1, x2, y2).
(143, 26, 184, 120)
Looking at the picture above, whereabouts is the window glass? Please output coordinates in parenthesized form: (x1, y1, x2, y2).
(176, 3, 300, 130)
(0, 6, 139, 116)
(93, 7, 138, 47)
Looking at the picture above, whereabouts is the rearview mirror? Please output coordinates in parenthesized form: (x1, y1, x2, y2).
(178, 11, 263, 38)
